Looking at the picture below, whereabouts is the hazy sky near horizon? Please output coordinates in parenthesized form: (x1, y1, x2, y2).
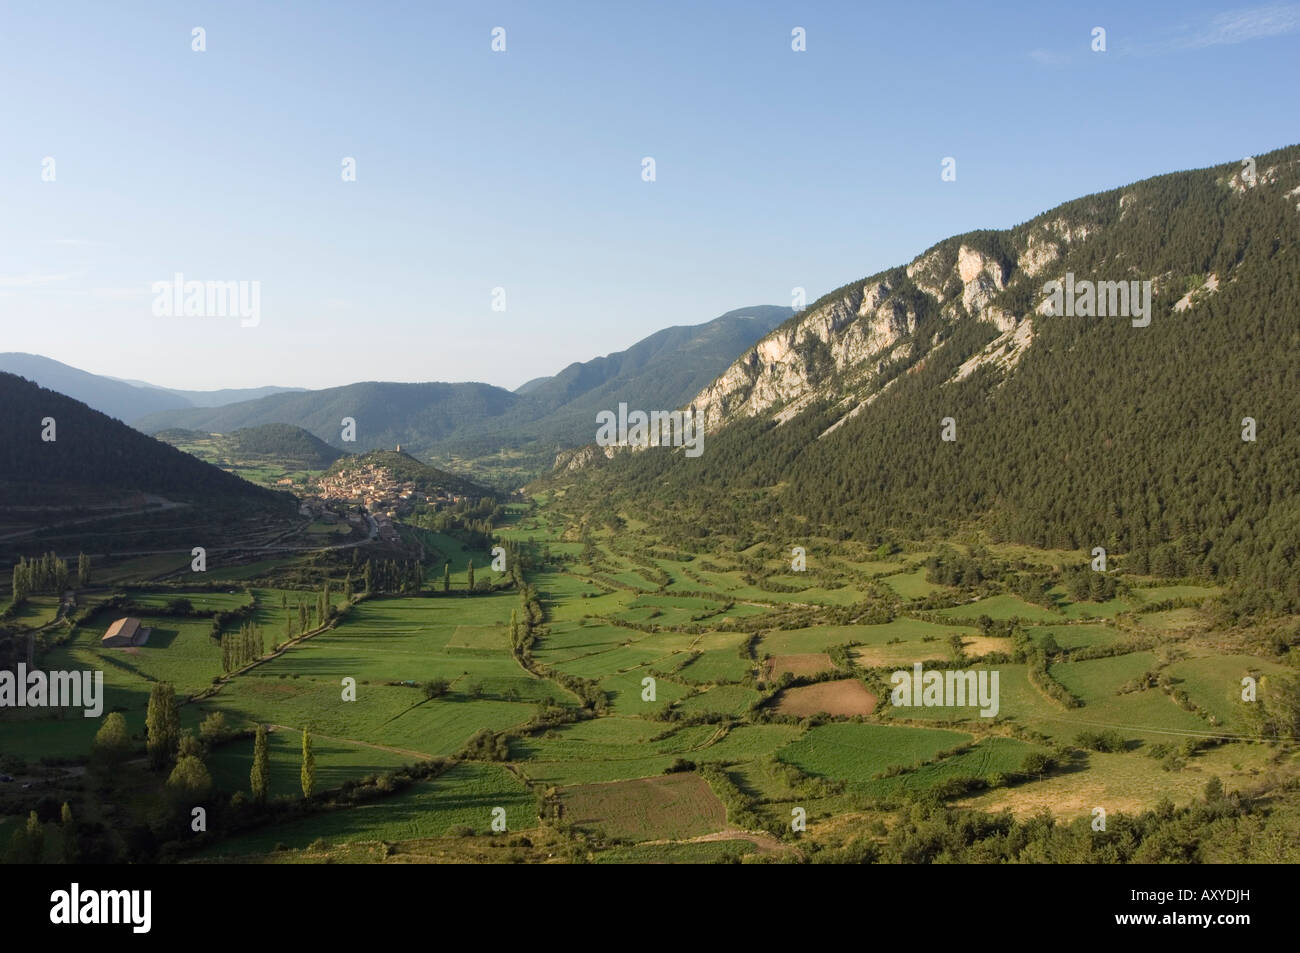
(2, 1, 1298, 392)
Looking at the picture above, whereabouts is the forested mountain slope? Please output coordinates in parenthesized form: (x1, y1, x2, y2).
(549, 144, 1300, 607)
(0, 372, 290, 509)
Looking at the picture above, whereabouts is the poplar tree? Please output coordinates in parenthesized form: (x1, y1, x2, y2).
(251, 724, 270, 803)
(300, 729, 315, 798)
(25, 811, 43, 864)
(145, 682, 180, 768)
(467, 560, 475, 594)
(11, 562, 28, 605)
(443, 562, 451, 592)
(61, 803, 77, 863)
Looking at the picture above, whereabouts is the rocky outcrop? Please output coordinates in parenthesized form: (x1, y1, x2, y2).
(1020, 234, 1060, 277)
(956, 245, 1009, 316)
(950, 320, 1034, 383)
(689, 240, 1029, 438)
(553, 444, 618, 472)
(691, 278, 921, 433)
(555, 207, 1114, 474)
(1173, 273, 1220, 312)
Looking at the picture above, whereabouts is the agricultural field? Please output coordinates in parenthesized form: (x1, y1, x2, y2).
(765, 654, 835, 678)
(674, 684, 761, 716)
(1028, 623, 1124, 651)
(1163, 654, 1291, 729)
(592, 839, 757, 864)
(205, 726, 416, 799)
(935, 594, 1063, 623)
(772, 680, 878, 717)
(558, 772, 726, 840)
(5, 495, 1296, 866)
(882, 569, 947, 599)
(849, 619, 997, 669)
(197, 762, 537, 857)
(776, 723, 972, 784)
(858, 736, 1050, 798)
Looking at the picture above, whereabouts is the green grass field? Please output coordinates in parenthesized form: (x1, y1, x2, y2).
(592, 839, 757, 863)
(935, 594, 1063, 623)
(674, 684, 761, 717)
(858, 736, 1050, 797)
(196, 762, 538, 857)
(559, 772, 726, 841)
(776, 723, 972, 783)
(1164, 654, 1291, 730)
(882, 570, 947, 599)
(205, 726, 418, 799)
(1031, 624, 1124, 651)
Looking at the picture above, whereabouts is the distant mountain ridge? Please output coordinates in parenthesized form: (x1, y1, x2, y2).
(516, 307, 791, 413)
(0, 353, 301, 424)
(129, 306, 790, 481)
(137, 380, 522, 452)
(114, 379, 305, 408)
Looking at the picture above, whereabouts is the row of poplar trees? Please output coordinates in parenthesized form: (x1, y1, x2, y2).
(9, 552, 91, 604)
(249, 724, 315, 801)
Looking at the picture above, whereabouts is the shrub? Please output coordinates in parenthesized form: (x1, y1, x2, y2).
(1074, 729, 1129, 753)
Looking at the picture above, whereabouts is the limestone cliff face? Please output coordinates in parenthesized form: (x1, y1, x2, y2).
(555, 230, 1084, 475)
(556, 222, 1098, 476)
(553, 444, 620, 471)
(692, 278, 918, 428)
(690, 237, 1046, 439)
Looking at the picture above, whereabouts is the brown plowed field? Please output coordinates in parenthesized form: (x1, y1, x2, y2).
(773, 679, 878, 717)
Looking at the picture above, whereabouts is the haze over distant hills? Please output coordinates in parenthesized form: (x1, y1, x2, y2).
(111, 378, 305, 408)
(0, 353, 303, 424)
(126, 306, 790, 480)
(139, 379, 523, 452)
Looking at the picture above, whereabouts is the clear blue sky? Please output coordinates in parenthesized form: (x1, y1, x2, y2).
(2, 1, 1297, 391)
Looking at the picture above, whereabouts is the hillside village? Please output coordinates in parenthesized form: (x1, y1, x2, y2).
(314, 459, 468, 513)
(297, 456, 471, 543)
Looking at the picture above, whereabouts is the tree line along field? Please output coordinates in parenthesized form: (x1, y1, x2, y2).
(4, 498, 1298, 864)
